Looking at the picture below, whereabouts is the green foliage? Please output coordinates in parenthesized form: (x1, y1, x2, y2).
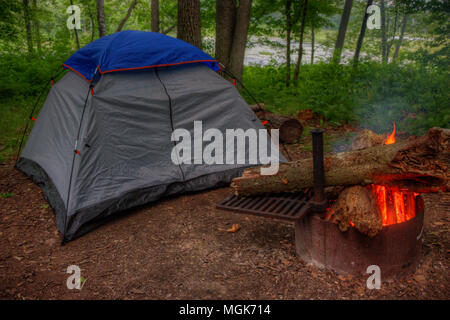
(0, 54, 64, 98)
(0, 192, 15, 198)
(242, 62, 449, 134)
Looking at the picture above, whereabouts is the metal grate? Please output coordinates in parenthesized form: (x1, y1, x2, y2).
(216, 192, 315, 222)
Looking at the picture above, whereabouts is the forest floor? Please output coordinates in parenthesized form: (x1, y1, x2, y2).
(0, 122, 449, 300)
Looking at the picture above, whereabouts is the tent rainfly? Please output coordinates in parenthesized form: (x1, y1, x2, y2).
(16, 31, 282, 243)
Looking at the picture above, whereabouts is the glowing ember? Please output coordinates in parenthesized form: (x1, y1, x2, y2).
(384, 122, 396, 145)
(370, 185, 417, 226)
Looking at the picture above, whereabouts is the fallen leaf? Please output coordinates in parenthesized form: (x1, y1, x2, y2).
(227, 224, 240, 233)
(281, 179, 288, 184)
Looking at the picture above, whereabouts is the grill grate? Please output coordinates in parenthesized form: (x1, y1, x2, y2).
(216, 192, 315, 222)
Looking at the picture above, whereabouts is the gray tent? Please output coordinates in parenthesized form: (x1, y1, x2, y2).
(16, 63, 280, 242)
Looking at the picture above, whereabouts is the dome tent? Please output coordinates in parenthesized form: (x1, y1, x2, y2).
(16, 31, 282, 243)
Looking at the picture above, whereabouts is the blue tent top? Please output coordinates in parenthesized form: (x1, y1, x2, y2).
(63, 30, 220, 81)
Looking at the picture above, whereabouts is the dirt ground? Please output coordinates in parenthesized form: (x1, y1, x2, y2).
(0, 137, 449, 300)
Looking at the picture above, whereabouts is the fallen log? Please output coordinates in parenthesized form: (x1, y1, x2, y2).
(249, 103, 265, 113)
(262, 111, 303, 144)
(248, 104, 303, 144)
(231, 127, 449, 197)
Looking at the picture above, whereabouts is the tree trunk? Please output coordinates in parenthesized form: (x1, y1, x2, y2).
(310, 23, 314, 64)
(151, 0, 160, 32)
(215, 0, 252, 82)
(215, 0, 236, 68)
(293, 0, 308, 86)
(286, 0, 292, 86)
(261, 111, 303, 144)
(22, 0, 33, 54)
(386, 3, 399, 62)
(333, 0, 353, 64)
(228, 0, 252, 82)
(380, 0, 387, 63)
(32, 0, 41, 53)
(97, 0, 107, 38)
(177, 0, 202, 48)
(353, 0, 373, 65)
(116, 0, 138, 32)
(231, 127, 449, 197)
(88, 3, 96, 42)
(70, 0, 80, 49)
(393, 14, 408, 61)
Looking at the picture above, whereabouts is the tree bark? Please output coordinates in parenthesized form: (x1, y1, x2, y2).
(393, 14, 408, 61)
(215, 0, 252, 82)
(97, 0, 107, 38)
(22, 0, 33, 54)
(32, 0, 41, 53)
(116, 0, 138, 32)
(177, 0, 202, 48)
(353, 0, 373, 65)
(286, 0, 292, 86)
(293, 0, 308, 86)
(228, 0, 252, 81)
(151, 0, 160, 32)
(231, 127, 450, 197)
(215, 0, 236, 68)
(333, 0, 353, 64)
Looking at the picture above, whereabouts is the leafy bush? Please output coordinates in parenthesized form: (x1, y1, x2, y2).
(241, 62, 450, 134)
(0, 53, 65, 99)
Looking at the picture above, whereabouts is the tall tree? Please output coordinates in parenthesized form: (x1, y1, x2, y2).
(215, 0, 236, 69)
(293, 0, 308, 86)
(22, 0, 33, 54)
(151, 0, 159, 32)
(393, 13, 408, 61)
(228, 0, 252, 81)
(32, 0, 41, 53)
(353, 0, 373, 64)
(215, 0, 252, 81)
(86, 0, 96, 42)
(116, 0, 138, 32)
(97, 0, 106, 38)
(177, 0, 202, 48)
(310, 23, 314, 64)
(285, 0, 292, 86)
(333, 0, 353, 63)
(380, 0, 387, 63)
(70, 0, 80, 49)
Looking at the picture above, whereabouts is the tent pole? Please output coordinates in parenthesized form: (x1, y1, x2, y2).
(15, 68, 65, 164)
(62, 83, 93, 245)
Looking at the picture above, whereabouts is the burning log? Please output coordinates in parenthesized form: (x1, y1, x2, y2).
(324, 186, 383, 237)
(231, 127, 449, 197)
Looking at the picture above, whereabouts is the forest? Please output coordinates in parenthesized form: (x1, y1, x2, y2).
(0, 0, 449, 163)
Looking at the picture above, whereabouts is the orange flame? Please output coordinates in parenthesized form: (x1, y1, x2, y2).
(384, 122, 396, 145)
(370, 185, 417, 226)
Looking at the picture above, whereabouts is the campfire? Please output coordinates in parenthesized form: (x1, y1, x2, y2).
(226, 124, 449, 277)
(325, 123, 422, 236)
